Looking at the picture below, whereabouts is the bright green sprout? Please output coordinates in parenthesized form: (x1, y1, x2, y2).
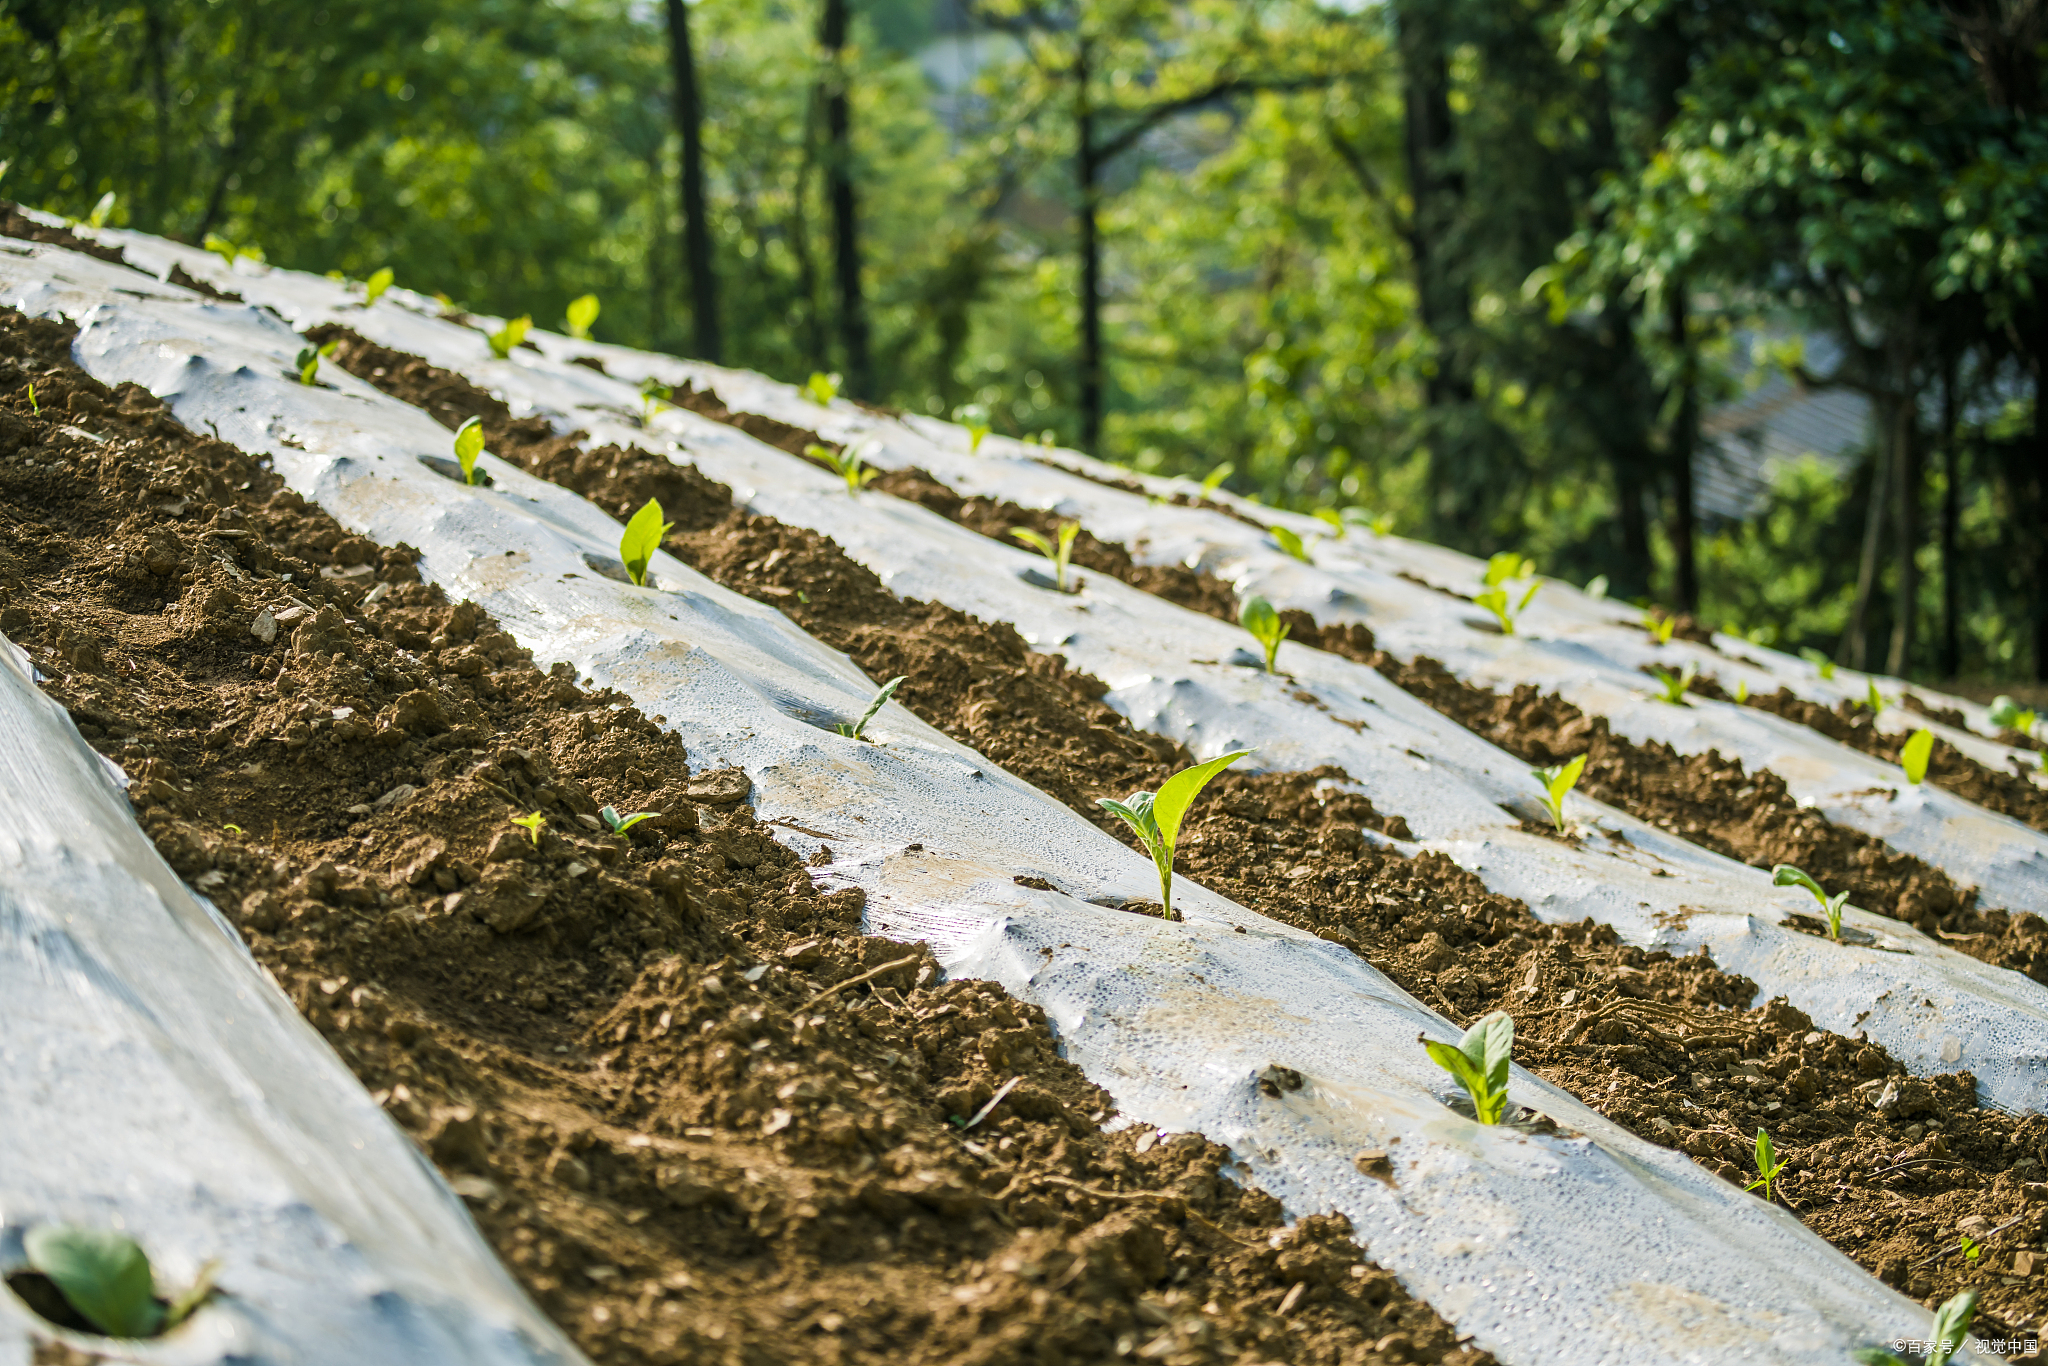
(1484, 552, 1536, 587)
(487, 314, 532, 359)
(1989, 694, 2039, 739)
(1011, 522, 1080, 592)
(1643, 611, 1676, 646)
(23, 1224, 217, 1339)
(801, 371, 841, 407)
(201, 232, 261, 269)
(1422, 1010, 1514, 1125)
(1959, 1232, 1982, 1263)
(434, 291, 460, 315)
(837, 675, 906, 741)
(807, 441, 879, 495)
(1475, 580, 1540, 635)
(1240, 595, 1291, 673)
(324, 269, 344, 281)
(564, 293, 600, 341)
(600, 804, 659, 836)
(1774, 863, 1851, 942)
(620, 497, 674, 588)
(639, 376, 673, 420)
(1270, 526, 1314, 564)
(86, 191, 116, 229)
(1901, 728, 1935, 785)
(953, 402, 991, 453)
(1854, 1289, 1979, 1366)
(510, 811, 547, 846)
(1799, 646, 1837, 680)
(1735, 678, 1750, 704)
(1744, 1127, 1787, 1203)
(26, 380, 38, 415)
(1531, 754, 1586, 833)
(1199, 461, 1235, 499)
(1342, 507, 1395, 537)
(363, 267, 394, 306)
(1583, 574, 1609, 600)
(1312, 508, 1345, 538)
(453, 416, 488, 486)
(222, 823, 243, 834)
(1865, 680, 1886, 717)
(293, 340, 337, 386)
(1098, 749, 1252, 921)
(1650, 662, 1697, 705)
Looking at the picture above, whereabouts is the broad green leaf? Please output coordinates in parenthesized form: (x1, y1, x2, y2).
(565, 293, 599, 340)
(1199, 462, 1234, 497)
(802, 371, 841, 406)
(453, 416, 486, 483)
(25, 1225, 163, 1339)
(1548, 754, 1586, 806)
(488, 315, 531, 358)
(1240, 595, 1289, 668)
(364, 267, 394, 306)
(619, 498, 674, 587)
(87, 191, 116, 229)
(1151, 749, 1252, 852)
(1464, 1010, 1514, 1102)
(1929, 1290, 1978, 1366)
(1271, 526, 1311, 562)
(1901, 728, 1934, 784)
(1010, 528, 1055, 557)
(1772, 864, 1825, 905)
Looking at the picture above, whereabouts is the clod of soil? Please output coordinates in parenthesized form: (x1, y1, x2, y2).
(1, 305, 1490, 1366)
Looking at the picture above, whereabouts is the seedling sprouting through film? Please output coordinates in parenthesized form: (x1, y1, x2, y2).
(1773, 863, 1851, 941)
(453, 416, 488, 485)
(620, 498, 674, 587)
(364, 267, 394, 306)
(1643, 611, 1676, 646)
(1583, 574, 1609, 600)
(600, 805, 658, 836)
(1476, 553, 1539, 634)
(1855, 1291, 1980, 1366)
(201, 232, 261, 269)
(1239, 595, 1290, 673)
(954, 403, 991, 452)
(1990, 694, 2040, 739)
(293, 340, 336, 385)
(1866, 680, 1887, 717)
(1199, 462, 1234, 499)
(511, 812, 547, 846)
(86, 191, 117, 229)
(1532, 754, 1586, 832)
(640, 376, 673, 420)
(1422, 1011, 1513, 1125)
(488, 314, 532, 359)
(1901, 728, 1935, 785)
(23, 1224, 217, 1339)
(1345, 507, 1396, 536)
(565, 293, 600, 340)
(1799, 646, 1837, 680)
(837, 676, 906, 741)
(1650, 662, 1697, 705)
(1269, 525, 1314, 563)
(807, 441, 879, 495)
(1011, 522, 1079, 592)
(1745, 1127, 1787, 1203)
(1098, 749, 1251, 920)
(802, 371, 841, 406)
(1313, 508, 1345, 538)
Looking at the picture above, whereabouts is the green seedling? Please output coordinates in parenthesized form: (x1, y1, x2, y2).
(1240, 595, 1290, 673)
(1270, 525, 1314, 564)
(1854, 1289, 1979, 1366)
(293, 340, 336, 385)
(1989, 694, 2039, 738)
(1643, 611, 1676, 646)
(801, 371, 841, 407)
(565, 293, 600, 340)
(23, 1224, 217, 1339)
(1799, 646, 1837, 680)
(1865, 680, 1887, 717)
(26, 380, 38, 415)
(86, 191, 116, 229)
(837, 675, 905, 741)
(1313, 508, 1346, 538)
(1011, 522, 1079, 592)
(1342, 507, 1396, 537)
(1773, 863, 1851, 941)
(1745, 1126, 1787, 1203)
(1475, 580, 1540, 635)
(363, 266, 394, 306)
(453, 416, 488, 485)
(1421, 1010, 1514, 1125)
(1531, 754, 1586, 833)
(1735, 678, 1750, 704)
(640, 376, 673, 420)
(1583, 574, 1609, 600)
(1199, 461, 1235, 499)
(1484, 552, 1536, 587)
(1959, 1232, 1982, 1262)
(201, 232, 261, 268)
(807, 441, 879, 495)
(510, 811, 547, 846)
(600, 804, 659, 836)
(487, 314, 531, 359)
(1098, 749, 1252, 921)
(1650, 662, 1697, 705)
(620, 497, 673, 587)
(1901, 728, 1935, 785)
(222, 823, 243, 834)
(953, 402, 991, 453)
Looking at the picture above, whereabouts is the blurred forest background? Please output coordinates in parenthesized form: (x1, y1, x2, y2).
(4, 0, 2047, 683)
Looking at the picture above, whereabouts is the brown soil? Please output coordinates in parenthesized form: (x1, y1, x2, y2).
(0, 308, 1502, 1366)
(1746, 688, 2048, 836)
(304, 324, 2048, 1335)
(0, 201, 128, 265)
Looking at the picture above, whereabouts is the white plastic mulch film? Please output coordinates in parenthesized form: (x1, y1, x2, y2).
(0, 225, 1990, 1366)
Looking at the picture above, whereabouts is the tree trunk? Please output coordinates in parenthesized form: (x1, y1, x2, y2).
(1842, 403, 1894, 671)
(145, 0, 172, 228)
(1938, 357, 1962, 678)
(1666, 285, 1700, 613)
(1884, 393, 1921, 677)
(1394, 1, 1467, 415)
(666, 0, 720, 362)
(1076, 37, 1103, 453)
(819, 0, 871, 399)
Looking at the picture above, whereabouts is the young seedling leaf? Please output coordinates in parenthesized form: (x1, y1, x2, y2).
(87, 191, 116, 229)
(1239, 595, 1290, 672)
(836, 675, 906, 741)
(1901, 728, 1935, 785)
(620, 497, 674, 587)
(1650, 662, 1696, 705)
(639, 375, 673, 420)
(1010, 522, 1079, 592)
(801, 371, 841, 406)
(1744, 1127, 1787, 1203)
(599, 804, 660, 835)
(1312, 508, 1345, 538)
(1583, 574, 1609, 600)
(953, 403, 991, 452)
(511, 811, 546, 846)
(565, 293, 600, 340)
(1959, 1233, 1981, 1262)
(1531, 753, 1586, 832)
(295, 347, 321, 385)
(1735, 678, 1750, 704)
(1773, 863, 1850, 941)
(487, 315, 532, 359)
(1866, 680, 1886, 716)
(1270, 526, 1313, 563)
(1098, 750, 1251, 920)
(806, 441, 879, 495)
(453, 416, 487, 485)
(1989, 694, 2039, 737)
(26, 380, 38, 415)
(24, 1225, 164, 1339)
(1483, 552, 1536, 588)
(1643, 611, 1676, 645)
(1422, 1011, 1514, 1124)
(1927, 1289, 1980, 1366)
(364, 266, 394, 306)
(1799, 646, 1837, 680)
(1199, 462, 1234, 498)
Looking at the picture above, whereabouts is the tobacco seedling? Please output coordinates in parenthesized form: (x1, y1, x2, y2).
(565, 293, 599, 340)
(1240, 595, 1290, 673)
(640, 376, 673, 420)
(837, 675, 906, 741)
(87, 191, 116, 229)
(807, 441, 878, 495)
(1799, 646, 1837, 680)
(1199, 462, 1234, 498)
(26, 380, 38, 415)
(1422, 1010, 1514, 1125)
(1484, 552, 1536, 587)
(1865, 680, 1887, 717)
(1902, 728, 1935, 785)
(1745, 1127, 1787, 1203)
(620, 498, 673, 587)
(364, 267, 394, 306)
(23, 1224, 217, 1339)
(1270, 525, 1314, 563)
(1959, 1233, 1982, 1263)
(293, 340, 336, 385)
(1650, 662, 1697, 705)
(1098, 749, 1252, 921)
(487, 315, 532, 359)
(1313, 508, 1345, 538)
(1989, 694, 2039, 739)
(1854, 1290, 1980, 1366)
(802, 371, 841, 406)
(1476, 580, 1541, 635)
(1583, 574, 1609, 600)
(201, 232, 260, 268)
(1774, 863, 1851, 941)
(953, 402, 991, 453)
(453, 416, 488, 485)
(600, 805, 658, 836)
(1735, 678, 1750, 704)
(1011, 522, 1079, 592)
(1643, 611, 1676, 646)
(510, 811, 547, 846)
(1531, 754, 1586, 833)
